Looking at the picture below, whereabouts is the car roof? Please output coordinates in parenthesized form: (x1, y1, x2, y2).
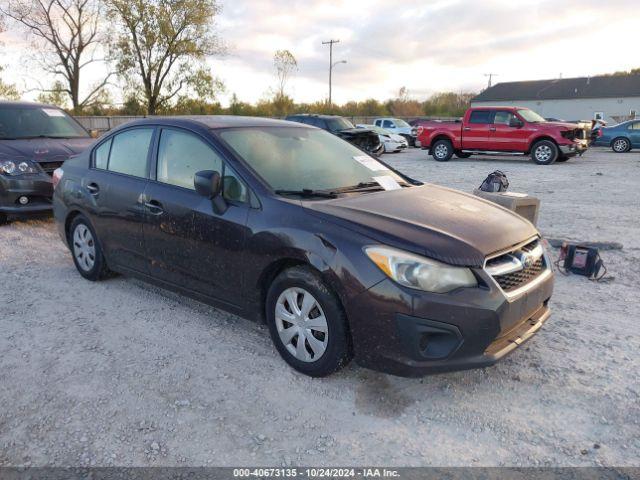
(286, 114, 342, 119)
(0, 100, 62, 109)
(119, 115, 307, 130)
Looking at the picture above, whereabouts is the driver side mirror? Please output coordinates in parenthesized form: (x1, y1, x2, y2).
(194, 170, 227, 214)
(509, 117, 524, 128)
(89, 129, 100, 138)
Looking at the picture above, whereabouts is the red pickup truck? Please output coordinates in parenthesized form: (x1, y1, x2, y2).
(417, 106, 588, 165)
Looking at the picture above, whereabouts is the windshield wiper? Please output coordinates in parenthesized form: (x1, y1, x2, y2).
(275, 189, 338, 199)
(334, 181, 411, 193)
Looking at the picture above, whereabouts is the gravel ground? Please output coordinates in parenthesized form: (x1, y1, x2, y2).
(0, 147, 639, 467)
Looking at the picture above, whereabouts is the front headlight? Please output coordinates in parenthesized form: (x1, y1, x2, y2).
(365, 246, 478, 293)
(0, 159, 39, 175)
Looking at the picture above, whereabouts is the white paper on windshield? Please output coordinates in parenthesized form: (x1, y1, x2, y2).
(353, 155, 389, 172)
(42, 108, 66, 117)
(373, 175, 401, 191)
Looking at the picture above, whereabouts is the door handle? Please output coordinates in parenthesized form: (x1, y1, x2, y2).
(463, 127, 471, 131)
(86, 183, 100, 195)
(144, 200, 164, 215)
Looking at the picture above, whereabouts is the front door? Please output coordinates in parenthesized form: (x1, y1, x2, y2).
(463, 110, 493, 150)
(628, 121, 640, 147)
(490, 110, 529, 151)
(86, 127, 155, 273)
(142, 127, 251, 306)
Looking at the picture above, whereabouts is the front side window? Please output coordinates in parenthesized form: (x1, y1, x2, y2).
(469, 111, 491, 124)
(493, 111, 515, 125)
(107, 128, 153, 178)
(223, 166, 248, 203)
(383, 120, 394, 128)
(218, 127, 405, 192)
(157, 129, 223, 190)
(629, 122, 640, 130)
(0, 106, 89, 139)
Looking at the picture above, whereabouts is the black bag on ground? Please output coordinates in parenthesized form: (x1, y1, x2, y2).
(479, 170, 509, 193)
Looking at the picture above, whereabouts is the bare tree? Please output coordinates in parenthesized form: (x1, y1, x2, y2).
(106, 0, 225, 115)
(0, 0, 111, 112)
(273, 49, 297, 100)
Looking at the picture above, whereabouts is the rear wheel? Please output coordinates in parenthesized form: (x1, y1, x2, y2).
(69, 215, 112, 281)
(531, 140, 559, 165)
(431, 139, 454, 161)
(266, 266, 352, 377)
(612, 137, 631, 153)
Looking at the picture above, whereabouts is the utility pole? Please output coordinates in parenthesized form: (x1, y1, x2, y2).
(484, 73, 498, 89)
(322, 39, 340, 105)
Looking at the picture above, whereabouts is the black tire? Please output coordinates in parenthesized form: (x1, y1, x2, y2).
(531, 140, 559, 165)
(68, 215, 112, 281)
(0, 213, 7, 225)
(455, 151, 472, 159)
(611, 137, 631, 153)
(266, 266, 352, 377)
(431, 139, 454, 161)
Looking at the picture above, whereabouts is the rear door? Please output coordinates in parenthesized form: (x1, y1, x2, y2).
(490, 110, 528, 151)
(628, 121, 640, 147)
(462, 110, 493, 150)
(142, 127, 251, 305)
(85, 126, 154, 273)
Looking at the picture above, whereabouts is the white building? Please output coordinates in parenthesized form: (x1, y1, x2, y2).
(471, 75, 640, 123)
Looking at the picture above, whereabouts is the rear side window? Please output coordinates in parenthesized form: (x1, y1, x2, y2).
(94, 138, 112, 169)
(469, 111, 491, 124)
(108, 128, 153, 178)
(157, 129, 223, 190)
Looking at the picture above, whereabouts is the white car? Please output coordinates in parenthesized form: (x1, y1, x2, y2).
(373, 117, 417, 146)
(356, 124, 408, 153)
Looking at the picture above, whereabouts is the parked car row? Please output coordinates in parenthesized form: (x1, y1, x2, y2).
(592, 119, 640, 152)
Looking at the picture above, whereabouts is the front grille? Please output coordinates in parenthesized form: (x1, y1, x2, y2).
(486, 239, 548, 293)
(493, 258, 545, 292)
(38, 161, 64, 175)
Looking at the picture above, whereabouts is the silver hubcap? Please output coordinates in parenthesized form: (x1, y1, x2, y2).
(275, 287, 328, 363)
(73, 224, 96, 272)
(613, 139, 628, 152)
(535, 145, 552, 162)
(434, 144, 449, 159)
(434, 144, 449, 158)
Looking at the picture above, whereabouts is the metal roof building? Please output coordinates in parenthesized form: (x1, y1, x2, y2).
(471, 75, 640, 123)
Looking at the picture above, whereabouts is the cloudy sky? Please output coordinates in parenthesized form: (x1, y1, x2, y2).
(1, 0, 639, 106)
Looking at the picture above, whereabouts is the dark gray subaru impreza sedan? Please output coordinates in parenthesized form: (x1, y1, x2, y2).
(53, 116, 554, 377)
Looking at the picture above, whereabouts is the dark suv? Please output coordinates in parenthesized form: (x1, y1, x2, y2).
(53, 116, 553, 377)
(285, 114, 384, 157)
(0, 101, 94, 224)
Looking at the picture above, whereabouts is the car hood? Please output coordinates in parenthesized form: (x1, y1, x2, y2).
(538, 121, 580, 131)
(305, 184, 538, 267)
(337, 128, 377, 137)
(0, 137, 94, 163)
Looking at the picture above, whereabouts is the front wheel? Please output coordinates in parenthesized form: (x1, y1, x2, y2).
(431, 139, 454, 161)
(69, 215, 112, 281)
(266, 266, 352, 377)
(531, 140, 559, 165)
(612, 137, 631, 153)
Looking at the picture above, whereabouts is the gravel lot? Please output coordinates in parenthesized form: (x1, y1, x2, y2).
(1, 147, 639, 467)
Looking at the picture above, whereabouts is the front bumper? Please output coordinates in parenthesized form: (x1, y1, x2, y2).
(560, 141, 588, 157)
(346, 264, 554, 377)
(0, 172, 54, 216)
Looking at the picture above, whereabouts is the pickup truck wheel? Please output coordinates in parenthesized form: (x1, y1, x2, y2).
(611, 137, 630, 153)
(455, 152, 472, 159)
(531, 140, 559, 165)
(432, 140, 453, 161)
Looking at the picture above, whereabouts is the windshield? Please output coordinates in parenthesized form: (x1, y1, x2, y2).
(517, 109, 546, 123)
(217, 127, 405, 192)
(392, 119, 410, 127)
(326, 117, 355, 131)
(0, 106, 89, 139)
